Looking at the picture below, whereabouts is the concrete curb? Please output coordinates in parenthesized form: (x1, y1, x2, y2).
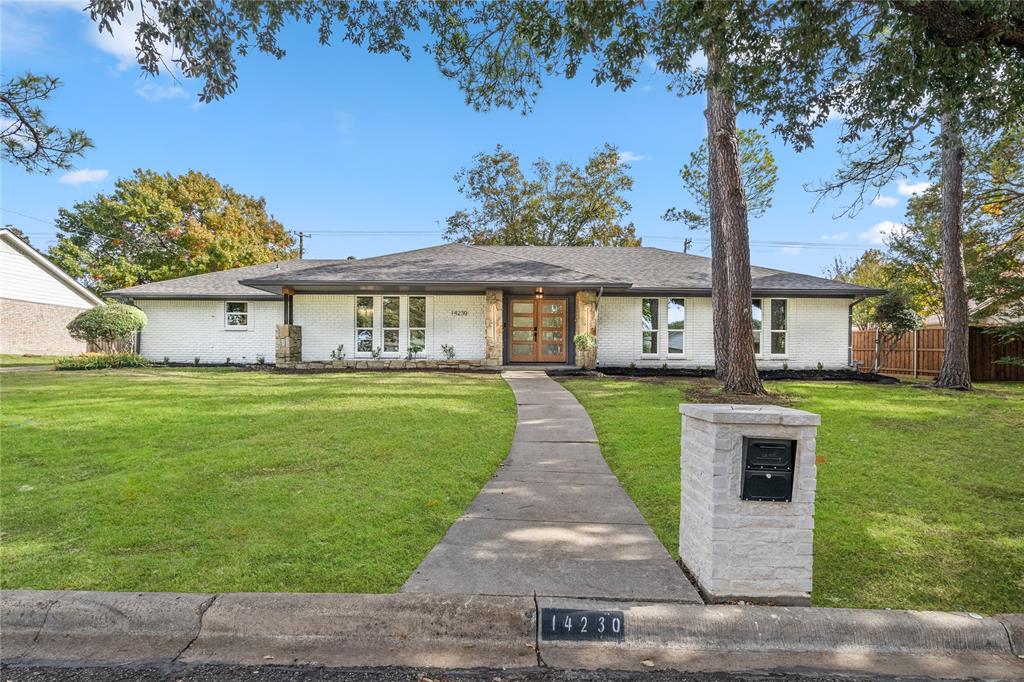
(3, 590, 1022, 679)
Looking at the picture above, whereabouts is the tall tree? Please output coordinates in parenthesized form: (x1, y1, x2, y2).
(50, 169, 295, 293)
(663, 128, 778, 379)
(752, 2, 1024, 389)
(1, 73, 91, 174)
(445, 144, 640, 246)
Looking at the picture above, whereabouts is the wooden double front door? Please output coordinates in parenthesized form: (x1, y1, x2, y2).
(509, 296, 568, 363)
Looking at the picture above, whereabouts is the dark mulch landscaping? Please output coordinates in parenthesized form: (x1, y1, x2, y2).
(549, 366, 899, 383)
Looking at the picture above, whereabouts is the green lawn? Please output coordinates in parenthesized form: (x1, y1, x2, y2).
(0, 354, 61, 367)
(560, 376, 1024, 614)
(1, 368, 516, 593)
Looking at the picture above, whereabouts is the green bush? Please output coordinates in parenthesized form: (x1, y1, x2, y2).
(67, 304, 147, 347)
(55, 353, 149, 371)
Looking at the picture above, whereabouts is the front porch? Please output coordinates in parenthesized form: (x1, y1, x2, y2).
(275, 288, 599, 369)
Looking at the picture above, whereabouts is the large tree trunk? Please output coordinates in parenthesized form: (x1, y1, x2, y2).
(706, 93, 730, 380)
(935, 111, 972, 390)
(706, 49, 765, 395)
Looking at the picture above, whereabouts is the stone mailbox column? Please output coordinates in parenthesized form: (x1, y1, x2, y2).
(678, 404, 819, 605)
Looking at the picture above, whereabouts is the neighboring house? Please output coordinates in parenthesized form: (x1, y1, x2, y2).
(107, 244, 884, 369)
(0, 229, 103, 355)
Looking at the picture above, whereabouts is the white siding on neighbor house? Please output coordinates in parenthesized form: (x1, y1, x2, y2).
(0, 238, 95, 309)
(596, 295, 852, 369)
(294, 293, 486, 361)
(135, 299, 280, 363)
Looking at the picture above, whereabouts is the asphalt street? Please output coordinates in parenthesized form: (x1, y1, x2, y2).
(0, 665, 957, 682)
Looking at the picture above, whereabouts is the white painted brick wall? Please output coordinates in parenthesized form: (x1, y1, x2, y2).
(597, 295, 852, 369)
(679, 405, 819, 603)
(294, 293, 486, 361)
(136, 299, 280, 363)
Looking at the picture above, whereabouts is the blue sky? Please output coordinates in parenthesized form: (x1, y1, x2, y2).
(1, 1, 931, 275)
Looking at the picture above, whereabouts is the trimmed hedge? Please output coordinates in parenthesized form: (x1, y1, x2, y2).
(55, 353, 149, 371)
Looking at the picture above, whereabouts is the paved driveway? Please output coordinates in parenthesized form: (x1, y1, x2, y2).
(403, 370, 700, 602)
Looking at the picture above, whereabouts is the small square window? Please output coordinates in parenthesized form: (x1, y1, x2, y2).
(225, 301, 248, 328)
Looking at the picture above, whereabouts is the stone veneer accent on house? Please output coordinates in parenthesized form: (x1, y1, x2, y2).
(276, 324, 302, 364)
(484, 289, 503, 362)
(678, 403, 819, 606)
(575, 290, 598, 369)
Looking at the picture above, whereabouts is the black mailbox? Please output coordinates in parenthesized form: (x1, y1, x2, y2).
(741, 438, 796, 502)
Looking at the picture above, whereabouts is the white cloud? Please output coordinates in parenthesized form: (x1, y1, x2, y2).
(58, 169, 109, 185)
(859, 220, 906, 245)
(897, 178, 931, 196)
(617, 151, 647, 164)
(820, 232, 849, 241)
(780, 245, 803, 255)
(871, 194, 899, 208)
(135, 82, 188, 101)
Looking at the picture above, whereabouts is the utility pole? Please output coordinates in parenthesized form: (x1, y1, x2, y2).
(295, 231, 312, 258)
(683, 238, 692, 254)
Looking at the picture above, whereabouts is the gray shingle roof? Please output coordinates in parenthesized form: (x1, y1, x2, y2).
(108, 244, 885, 299)
(106, 259, 334, 299)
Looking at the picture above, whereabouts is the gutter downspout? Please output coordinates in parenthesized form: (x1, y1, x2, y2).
(848, 297, 864, 368)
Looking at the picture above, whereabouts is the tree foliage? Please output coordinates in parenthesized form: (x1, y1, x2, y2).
(444, 144, 639, 246)
(1, 73, 92, 174)
(67, 303, 148, 346)
(823, 249, 894, 329)
(49, 169, 295, 293)
(869, 288, 921, 372)
(662, 129, 777, 231)
(889, 123, 1024, 324)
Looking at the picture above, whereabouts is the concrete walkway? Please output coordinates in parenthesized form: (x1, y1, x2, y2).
(402, 370, 700, 602)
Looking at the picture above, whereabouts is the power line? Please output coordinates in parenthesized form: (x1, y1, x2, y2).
(1, 208, 53, 224)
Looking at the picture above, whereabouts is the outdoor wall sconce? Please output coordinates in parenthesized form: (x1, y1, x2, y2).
(535, 287, 543, 299)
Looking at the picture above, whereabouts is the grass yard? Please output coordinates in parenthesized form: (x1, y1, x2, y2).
(560, 376, 1024, 614)
(0, 354, 61, 367)
(1, 368, 516, 593)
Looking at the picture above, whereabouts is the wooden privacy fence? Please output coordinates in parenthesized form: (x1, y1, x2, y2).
(851, 327, 1024, 381)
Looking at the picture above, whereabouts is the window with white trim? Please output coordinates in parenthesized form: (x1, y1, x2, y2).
(770, 299, 788, 355)
(751, 299, 763, 355)
(225, 301, 249, 329)
(667, 298, 685, 354)
(641, 298, 659, 354)
(408, 296, 426, 352)
(382, 296, 400, 353)
(356, 296, 374, 353)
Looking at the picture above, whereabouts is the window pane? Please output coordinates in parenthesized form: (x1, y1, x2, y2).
(226, 313, 247, 326)
(357, 329, 373, 352)
(668, 330, 684, 354)
(356, 297, 374, 328)
(667, 298, 685, 329)
(383, 329, 399, 352)
(512, 301, 533, 313)
(643, 331, 657, 354)
(409, 297, 426, 328)
(513, 315, 534, 327)
(642, 298, 658, 331)
(542, 302, 563, 314)
(409, 328, 425, 348)
(512, 330, 534, 341)
(383, 296, 400, 328)
(542, 330, 563, 341)
(542, 316, 562, 327)
(771, 299, 787, 331)
(226, 302, 247, 314)
(511, 344, 534, 355)
(751, 299, 763, 331)
(771, 331, 786, 355)
(542, 343, 563, 355)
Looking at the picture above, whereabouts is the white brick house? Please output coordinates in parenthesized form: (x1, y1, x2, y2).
(107, 244, 883, 369)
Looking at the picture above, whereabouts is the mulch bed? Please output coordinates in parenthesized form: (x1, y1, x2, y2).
(549, 366, 899, 383)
